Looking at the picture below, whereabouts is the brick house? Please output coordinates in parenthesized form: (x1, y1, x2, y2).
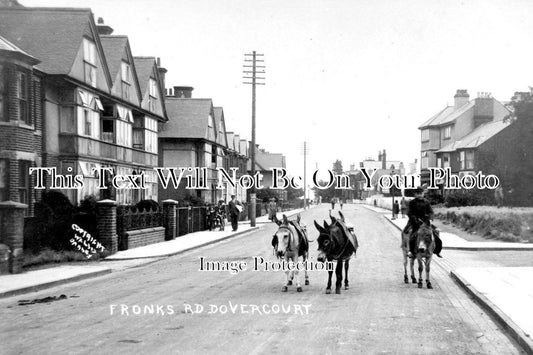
(0, 35, 42, 215)
(0, 8, 167, 205)
(159, 86, 227, 204)
(419, 90, 510, 188)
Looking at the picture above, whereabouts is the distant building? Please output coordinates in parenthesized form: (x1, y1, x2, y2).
(419, 89, 511, 192)
(248, 146, 287, 201)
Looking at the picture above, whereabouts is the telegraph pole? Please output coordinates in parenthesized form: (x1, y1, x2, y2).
(243, 51, 265, 227)
(301, 142, 310, 209)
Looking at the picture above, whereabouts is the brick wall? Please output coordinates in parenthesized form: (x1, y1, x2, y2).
(125, 227, 165, 249)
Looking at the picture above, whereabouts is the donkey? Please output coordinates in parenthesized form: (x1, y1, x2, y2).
(272, 214, 309, 292)
(314, 211, 358, 294)
(414, 221, 435, 289)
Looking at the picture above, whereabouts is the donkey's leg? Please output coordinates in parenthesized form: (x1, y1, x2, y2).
(410, 256, 417, 284)
(344, 259, 350, 290)
(304, 253, 310, 286)
(417, 257, 424, 288)
(403, 249, 409, 284)
(335, 259, 343, 294)
(282, 256, 290, 292)
(326, 262, 333, 294)
(294, 256, 302, 292)
(426, 258, 433, 289)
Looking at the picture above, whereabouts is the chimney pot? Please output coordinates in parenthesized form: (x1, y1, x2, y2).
(96, 17, 114, 35)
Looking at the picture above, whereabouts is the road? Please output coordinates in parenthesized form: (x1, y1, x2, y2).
(0, 205, 526, 354)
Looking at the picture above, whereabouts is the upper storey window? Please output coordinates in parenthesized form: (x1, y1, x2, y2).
(83, 39, 97, 87)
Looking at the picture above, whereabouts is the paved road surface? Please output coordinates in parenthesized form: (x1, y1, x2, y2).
(0, 205, 525, 354)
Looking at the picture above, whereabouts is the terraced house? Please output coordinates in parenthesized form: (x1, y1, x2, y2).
(0, 7, 167, 206)
(0, 34, 42, 215)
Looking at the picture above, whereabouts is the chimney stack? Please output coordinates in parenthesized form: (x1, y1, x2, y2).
(173, 86, 194, 98)
(454, 89, 469, 109)
(96, 17, 114, 35)
(382, 149, 387, 170)
(156, 57, 167, 95)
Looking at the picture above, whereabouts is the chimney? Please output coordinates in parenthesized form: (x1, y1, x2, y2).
(156, 57, 167, 95)
(173, 86, 194, 98)
(96, 17, 114, 35)
(381, 149, 387, 170)
(378, 151, 382, 162)
(454, 89, 469, 109)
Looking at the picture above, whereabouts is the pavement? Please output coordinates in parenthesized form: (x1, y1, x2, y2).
(0, 207, 309, 299)
(363, 204, 533, 353)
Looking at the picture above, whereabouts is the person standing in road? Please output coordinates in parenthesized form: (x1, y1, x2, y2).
(228, 195, 240, 231)
(268, 198, 277, 221)
(400, 197, 408, 218)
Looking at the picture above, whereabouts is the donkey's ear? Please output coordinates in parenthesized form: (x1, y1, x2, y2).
(282, 214, 288, 224)
(314, 220, 326, 233)
(323, 220, 330, 229)
(330, 215, 337, 224)
(338, 211, 345, 222)
(273, 215, 281, 226)
(296, 214, 301, 224)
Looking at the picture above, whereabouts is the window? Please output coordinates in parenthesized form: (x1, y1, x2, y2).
(83, 39, 97, 87)
(121, 62, 131, 100)
(465, 151, 474, 170)
(17, 72, 30, 124)
(437, 157, 442, 168)
(144, 117, 157, 153)
(0, 65, 6, 122)
(443, 153, 450, 168)
(102, 119, 114, 143)
(18, 160, 31, 206)
(148, 78, 158, 112)
(460, 151, 465, 170)
(421, 129, 429, 141)
(421, 151, 428, 169)
(83, 109, 91, 136)
(0, 159, 7, 201)
(443, 126, 451, 139)
(212, 144, 217, 164)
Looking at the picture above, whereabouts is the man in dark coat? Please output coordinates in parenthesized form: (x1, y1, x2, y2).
(403, 187, 442, 258)
(228, 195, 240, 231)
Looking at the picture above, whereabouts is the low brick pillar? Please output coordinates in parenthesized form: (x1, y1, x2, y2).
(96, 199, 117, 254)
(163, 199, 178, 240)
(0, 201, 28, 274)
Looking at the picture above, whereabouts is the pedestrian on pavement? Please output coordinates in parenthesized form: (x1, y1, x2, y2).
(268, 198, 277, 221)
(403, 187, 442, 258)
(331, 198, 336, 210)
(392, 200, 399, 220)
(228, 195, 240, 231)
(400, 197, 407, 218)
(340, 199, 344, 210)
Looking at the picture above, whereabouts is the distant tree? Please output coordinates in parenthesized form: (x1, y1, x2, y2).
(286, 185, 304, 201)
(332, 159, 343, 175)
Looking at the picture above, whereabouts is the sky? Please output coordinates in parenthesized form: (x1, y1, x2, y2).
(22, 0, 533, 180)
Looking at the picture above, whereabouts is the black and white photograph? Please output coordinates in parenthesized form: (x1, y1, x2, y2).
(1, 0, 533, 353)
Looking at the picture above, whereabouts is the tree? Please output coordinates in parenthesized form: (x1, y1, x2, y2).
(332, 159, 343, 175)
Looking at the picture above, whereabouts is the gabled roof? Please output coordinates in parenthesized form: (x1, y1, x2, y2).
(0, 7, 108, 80)
(0, 34, 39, 64)
(213, 107, 228, 148)
(160, 98, 214, 140)
(419, 101, 476, 129)
(437, 119, 511, 153)
(100, 35, 142, 105)
(133, 57, 156, 94)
